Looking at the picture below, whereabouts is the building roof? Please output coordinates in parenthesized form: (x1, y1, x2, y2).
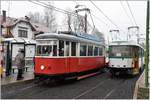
(0, 15, 36, 31)
(0, 15, 51, 37)
(31, 23, 50, 35)
(0, 15, 17, 27)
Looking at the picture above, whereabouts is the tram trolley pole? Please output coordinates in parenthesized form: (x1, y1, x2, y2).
(145, 0, 149, 87)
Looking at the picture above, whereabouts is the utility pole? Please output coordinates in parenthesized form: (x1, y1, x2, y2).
(145, 0, 149, 87)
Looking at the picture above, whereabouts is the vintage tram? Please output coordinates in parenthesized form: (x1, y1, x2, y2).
(34, 31, 106, 81)
(108, 41, 144, 76)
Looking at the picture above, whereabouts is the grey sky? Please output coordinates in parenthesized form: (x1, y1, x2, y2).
(1, 0, 147, 42)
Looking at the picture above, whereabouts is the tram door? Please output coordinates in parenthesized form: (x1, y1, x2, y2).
(59, 40, 69, 73)
(66, 41, 78, 73)
(65, 41, 70, 73)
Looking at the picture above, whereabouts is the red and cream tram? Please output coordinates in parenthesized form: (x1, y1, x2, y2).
(34, 31, 106, 81)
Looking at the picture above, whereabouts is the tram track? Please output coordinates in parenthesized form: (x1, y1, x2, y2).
(73, 78, 127, 99)
(1, 80, 44, 98)
(103, 79, 127, 99)
(2, 72, 139, 99)
(73, 78, 111, 99)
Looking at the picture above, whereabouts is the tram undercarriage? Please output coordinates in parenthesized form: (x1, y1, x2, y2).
(109, 67, 142, 77)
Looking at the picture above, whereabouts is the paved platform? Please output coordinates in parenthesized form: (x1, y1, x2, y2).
(1, 67, 34, 86)
(133, 70, 149, 99)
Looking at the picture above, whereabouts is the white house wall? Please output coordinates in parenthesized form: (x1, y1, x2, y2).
(12, 21, 33, 39)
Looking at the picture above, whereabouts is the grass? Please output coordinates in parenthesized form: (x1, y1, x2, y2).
(137, 87, 149, 99)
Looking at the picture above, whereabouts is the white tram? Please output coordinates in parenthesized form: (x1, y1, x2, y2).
(108, 41, 145, 76)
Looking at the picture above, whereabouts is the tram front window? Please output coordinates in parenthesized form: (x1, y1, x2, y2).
(109, 46, 137, 58)
(37, 45, 52, 56)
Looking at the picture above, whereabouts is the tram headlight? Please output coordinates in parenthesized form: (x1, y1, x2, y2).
(40, 65, 45, 70)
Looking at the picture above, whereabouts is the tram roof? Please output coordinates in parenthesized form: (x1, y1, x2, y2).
(35, 31, 105, 45)
(109, 41, 144, 49)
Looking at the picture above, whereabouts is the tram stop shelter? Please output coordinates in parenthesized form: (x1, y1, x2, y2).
(1, 38, 36, 76)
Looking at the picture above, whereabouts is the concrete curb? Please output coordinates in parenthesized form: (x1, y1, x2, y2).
(1, 78, 34, 87)
(133, 71, 145, 99)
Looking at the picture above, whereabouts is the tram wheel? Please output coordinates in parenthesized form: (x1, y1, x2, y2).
(110, 69, 115, 78)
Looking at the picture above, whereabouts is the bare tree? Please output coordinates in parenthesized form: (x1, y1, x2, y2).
(27, 12, 44, 23)
(62, 8, 74, 31)
(92, 28, 105, 43)
(43, 2, 57, 32)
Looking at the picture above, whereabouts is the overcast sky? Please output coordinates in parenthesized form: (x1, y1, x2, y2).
(1, 0, 147, 43)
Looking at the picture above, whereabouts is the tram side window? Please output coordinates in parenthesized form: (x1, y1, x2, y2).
(99, 47, 103, 56)
(88, 45, 93, 56)
(94, 47, 98, 56)
(59, 40, 64, 56)
(53, 45, 57, 56)
(66, 41, 70, 56)
(80, 45, 87, 56)
(71, 42, 76, 56)
(139, 48, 144, 57)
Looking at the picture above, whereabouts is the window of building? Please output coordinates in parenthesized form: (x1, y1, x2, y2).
(80, 44, 87, 56)
(18, 26, 28, 38)
(18, 29, 28, 38)
(59, 40, 64, 56)
(88, 45, 93, 56)
(94, 46, 98, 56)
(71, 42, 76, 56)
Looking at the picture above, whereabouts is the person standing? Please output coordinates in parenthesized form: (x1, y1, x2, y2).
(15, 49, 25, 80)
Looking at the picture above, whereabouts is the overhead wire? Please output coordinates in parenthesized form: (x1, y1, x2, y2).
(37, 0, 77, 16)
(28, 0, 77, 17)
(126, 0, 137, 26)
(73, 0, 107, 33)
(73, 1, 111, 32)
(89, 0, 128, 38)
(126, 0, 145, 36)
(120, 1, 134, 26)
(73, 0, 79, 5)
(89, 0, 120, 29)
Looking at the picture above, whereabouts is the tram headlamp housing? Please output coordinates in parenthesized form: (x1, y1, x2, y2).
(40, 65, 45, 70)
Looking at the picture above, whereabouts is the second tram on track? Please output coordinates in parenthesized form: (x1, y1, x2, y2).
(108, 41, 144, 76)
(34, 31, 106, 81)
